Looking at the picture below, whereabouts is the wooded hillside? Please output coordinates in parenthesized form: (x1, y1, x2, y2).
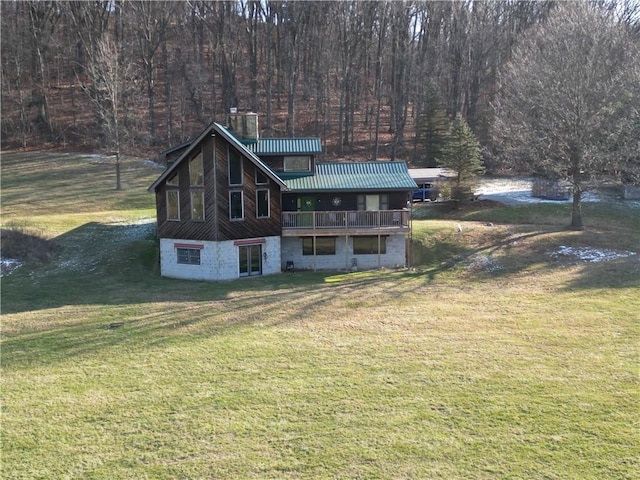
(1, 1, 637, 167)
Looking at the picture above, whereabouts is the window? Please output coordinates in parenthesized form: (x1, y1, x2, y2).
(302, 237, 336, 255)
(166, 190, 180, 221)
(284, 156, 311, 172)
(380, 194, 389, 210)
(191, 190, 205, 221)
(229, 148, 243, 185)
(239, 244, 262, 277)
(189, 153, 204, 186)
(255, 170, 269, 185)
(353, 236, 386, 255)
(177, 248, 201, 265)
(357, 194, 389, 211)
(229, 191, 244, 220)
(166, 172, 179, 186)
(256, 189, 270, 218)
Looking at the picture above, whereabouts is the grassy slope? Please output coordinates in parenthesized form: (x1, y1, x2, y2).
(1, 152, 639, 479)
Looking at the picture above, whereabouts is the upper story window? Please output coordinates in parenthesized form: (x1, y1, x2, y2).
(189, 153, 204, 186)
(229, 148, 243, 185)
(229, 191, 244, 220)
(166, 172, 179, 186)
(191, 191, 205, 222)
(357, 194, 389, 211)
(255, 169, 269, 185)
(256, 189, 270, 218)
(284, 156, 311, 172)
(166, 190, 180, 221)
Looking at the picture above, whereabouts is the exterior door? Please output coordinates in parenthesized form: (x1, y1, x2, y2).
(365, 195, 379, 211)
(239, 245, 262, 277)
(300, 196, 316, 211)
(299, 196, 315, 227)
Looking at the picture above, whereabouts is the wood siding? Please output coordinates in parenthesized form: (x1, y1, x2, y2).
(215, 138, 281, 240)
(156, 135, 282, 241)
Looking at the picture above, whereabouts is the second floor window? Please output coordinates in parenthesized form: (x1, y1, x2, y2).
(229, 148, 243, 185)
(255, 170, 269, 185)
(229, 191, 244, 220)
(166, 190, 180, 221)
(357, 194, 389, 211)
(191, 190, 205, 221)
(256, 189, 270, 218)
(284, 156, 311, 172)
(166, 172, 179, 186)
(189, 153, 203, 186)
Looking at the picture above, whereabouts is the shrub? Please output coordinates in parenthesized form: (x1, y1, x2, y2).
(1, 228, 53, 263)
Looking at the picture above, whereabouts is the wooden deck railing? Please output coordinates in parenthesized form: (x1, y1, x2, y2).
(282, 210, 409, 230)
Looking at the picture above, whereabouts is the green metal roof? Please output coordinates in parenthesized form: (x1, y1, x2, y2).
(281, 161, 418, 192)
(244, 138, 322, 155)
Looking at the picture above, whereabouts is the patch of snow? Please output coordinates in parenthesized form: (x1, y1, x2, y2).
(1, 258, 23, 277)
(143, 159, 166, 169)
(465, 253, 502, 273)
(550, 246, 637, 263)
(105, 218, 156, 242)
(78, 153, 116, 159)
(476, 177, 600, 205)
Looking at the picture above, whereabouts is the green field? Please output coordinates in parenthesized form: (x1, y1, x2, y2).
(1, 151, 639, 479)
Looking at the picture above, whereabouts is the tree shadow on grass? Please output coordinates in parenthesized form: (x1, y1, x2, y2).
(1, 222, 424, 367)
(410, 225, 640, 290)
(2, 221, 638, 369)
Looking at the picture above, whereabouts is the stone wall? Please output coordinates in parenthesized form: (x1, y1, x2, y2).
(281, 234, 407, 271)
(160, 236, 281, 281)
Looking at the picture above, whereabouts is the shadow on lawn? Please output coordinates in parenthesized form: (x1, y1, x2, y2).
(2, 221, 638, 368)
(410, 226, 640, 289)
(4, 221, 638, 317)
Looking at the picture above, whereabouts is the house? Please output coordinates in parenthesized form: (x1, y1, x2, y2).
(148, 113, 417, 281)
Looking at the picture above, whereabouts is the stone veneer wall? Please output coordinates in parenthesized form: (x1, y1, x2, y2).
(281, 234, 406, 271)
(160, 236, 281, 281)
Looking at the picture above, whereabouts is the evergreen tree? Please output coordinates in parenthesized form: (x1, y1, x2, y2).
(414, 83, 450, 167)
(439, 115, 484, 201)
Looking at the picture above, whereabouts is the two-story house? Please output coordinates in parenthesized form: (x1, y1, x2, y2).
(148, 113, 417, 281)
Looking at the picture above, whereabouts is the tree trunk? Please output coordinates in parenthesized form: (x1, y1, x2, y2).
(571, 185, 584, 230)
(115, 152, 122, 191)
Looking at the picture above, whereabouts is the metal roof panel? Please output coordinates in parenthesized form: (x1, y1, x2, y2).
(245, 138, 322, 155)
(281, 161, 418, 192)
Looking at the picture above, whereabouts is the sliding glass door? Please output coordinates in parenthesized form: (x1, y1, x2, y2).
(239, 245, 262, 277)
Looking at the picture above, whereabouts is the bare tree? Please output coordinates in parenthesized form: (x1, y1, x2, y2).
(128, 1, 176, 144)
(84, 38, 132, 190)
(493, 2, 640, 229)
(26, 0, 60, 135)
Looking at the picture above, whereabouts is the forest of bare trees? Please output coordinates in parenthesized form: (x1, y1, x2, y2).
(1, 1, 638, 169)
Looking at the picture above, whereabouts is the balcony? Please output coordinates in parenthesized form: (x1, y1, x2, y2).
(281, 209, 410, 236)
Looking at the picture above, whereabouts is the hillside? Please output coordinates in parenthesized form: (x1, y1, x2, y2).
(1, 1, 562, 165)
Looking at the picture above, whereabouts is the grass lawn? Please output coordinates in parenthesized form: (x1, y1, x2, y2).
(1, 151, 639, 479)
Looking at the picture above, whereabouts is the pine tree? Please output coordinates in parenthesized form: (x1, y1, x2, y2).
(414, 83, 450, 167)
(439, 116, 484, 201)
